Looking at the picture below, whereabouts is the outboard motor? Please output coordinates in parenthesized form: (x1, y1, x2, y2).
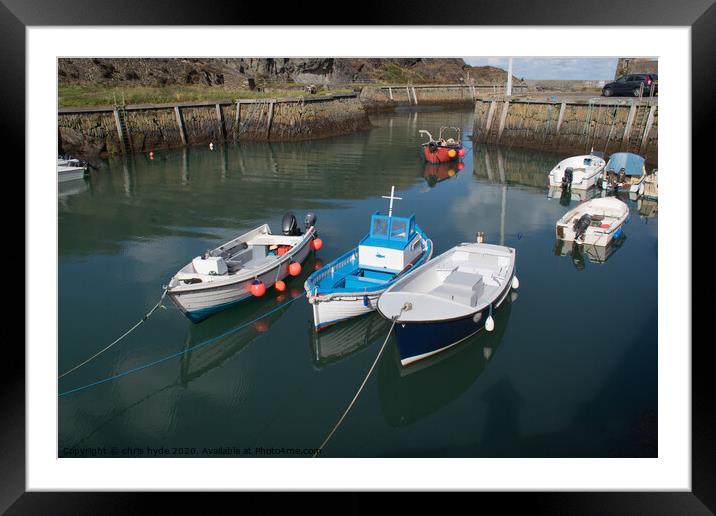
(573, 213, 592, 241)
(561, 167, 574, 190)
(559, 188, 572, 207)
(304, 212, 317, 230)
(282, 212, 301, 236)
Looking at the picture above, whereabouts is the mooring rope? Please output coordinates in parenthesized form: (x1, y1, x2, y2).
(313, 308, 406, 458)
(58, 294, 305, 397)
(58, 288, 168, 380)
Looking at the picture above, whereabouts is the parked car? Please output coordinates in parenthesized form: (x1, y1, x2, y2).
(602, 74, 658, 97)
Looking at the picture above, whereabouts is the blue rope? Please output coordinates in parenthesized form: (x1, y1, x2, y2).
(59, 294, 306, 398)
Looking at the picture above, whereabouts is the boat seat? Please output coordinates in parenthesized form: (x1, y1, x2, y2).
(431, 270, 484, 307)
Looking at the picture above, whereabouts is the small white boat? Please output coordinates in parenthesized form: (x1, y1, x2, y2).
(639, 169, 658, 200)
(555, 197, 629, 246)
(57, 156, 88, 183)
(305, 187, 433, 330)
(548, 152, 606, 190)
(377, 241, 518, 366)
(167, 212, 317, 322)
(600, 152, 646, 193)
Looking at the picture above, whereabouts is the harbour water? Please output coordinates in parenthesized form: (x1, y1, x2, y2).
(58, 107, 658, 458)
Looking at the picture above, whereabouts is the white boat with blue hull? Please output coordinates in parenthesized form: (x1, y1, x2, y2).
(377, 242, 518, 366)
(305, 187, 433, 330)
(167, 212, 317, 322)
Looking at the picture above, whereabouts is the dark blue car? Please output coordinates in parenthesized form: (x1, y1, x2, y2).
(602, 73, 658, 97)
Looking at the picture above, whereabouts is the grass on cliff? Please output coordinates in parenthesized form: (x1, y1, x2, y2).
(58, 84, 353, 108)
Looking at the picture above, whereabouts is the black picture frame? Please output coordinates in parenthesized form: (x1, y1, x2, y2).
(6, 0, 711, 512)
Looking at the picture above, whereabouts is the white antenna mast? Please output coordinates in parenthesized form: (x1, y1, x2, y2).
(382, 185, 402, 217)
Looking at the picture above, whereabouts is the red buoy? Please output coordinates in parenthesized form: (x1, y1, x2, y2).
(311, 237, 323, 251)
(275, 280, 286, 292)
(288, 262, 302, 276)
(457, 162, 465, 171)
(314, 258, 324, 270)
(290, 286, 302, 298)
(277, 245, 291, 256)
(250, 280, 266, 297)
(457, 148, 465, 157)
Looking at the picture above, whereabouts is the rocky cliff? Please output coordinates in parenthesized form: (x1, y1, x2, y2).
(58, 58, 511, 87)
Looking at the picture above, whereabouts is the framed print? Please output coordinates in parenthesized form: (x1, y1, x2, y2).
(5, 0, 712, 512)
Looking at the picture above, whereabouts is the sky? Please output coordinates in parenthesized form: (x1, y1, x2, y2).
(463, 57, 620, 80)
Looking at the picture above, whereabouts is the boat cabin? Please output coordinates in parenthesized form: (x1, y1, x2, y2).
(357, 212, 423, 275)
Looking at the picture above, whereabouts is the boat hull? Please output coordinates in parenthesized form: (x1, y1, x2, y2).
(311, 292, 381, 330)
(423, 145, 462, 164)
(548, 170, 603, 190)
(169, 234, 312, 322)
(393, 276, 513, 366)
(58, 166, 87, 183)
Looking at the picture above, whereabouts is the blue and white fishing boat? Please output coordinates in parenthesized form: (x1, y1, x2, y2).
(600, 152, 646, 193)
(305, 186, 433, 331)
(377, 240, 518, 366)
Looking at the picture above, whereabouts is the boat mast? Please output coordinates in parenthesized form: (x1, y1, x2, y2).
(382, 185, 403, 217)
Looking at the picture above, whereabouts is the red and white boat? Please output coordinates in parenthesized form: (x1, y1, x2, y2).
(419, 126, 465, 164)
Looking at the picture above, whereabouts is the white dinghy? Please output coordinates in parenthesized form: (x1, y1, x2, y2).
(548, 152, 606, 190)
(377, 241, 518, 366)
(167, 212, 318, 322)
(555, 197, 629, 246)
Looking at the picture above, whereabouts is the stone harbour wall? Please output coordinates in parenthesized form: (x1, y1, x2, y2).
(58, 94, 372, 160)
(473, 97, 657, 165)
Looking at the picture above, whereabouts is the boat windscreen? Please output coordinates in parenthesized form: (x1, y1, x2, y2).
(367, 213, 416, 246)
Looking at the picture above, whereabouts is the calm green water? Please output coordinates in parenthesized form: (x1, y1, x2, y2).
(58, 107, 658, 458)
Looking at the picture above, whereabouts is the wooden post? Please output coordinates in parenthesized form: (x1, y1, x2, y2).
(497, 101, 510, 143)
(555, 102, 567, 134)
(234, 101, 241, 142)
(113, 109, 127, 154)
(621, 103, 637, 151)
(412, 87, 418, 105)
(639, 105, 656, 155)
(215, 103, 224, 141)
(484, 101, 497, 136)
(405, 86, 410, 103)
(174, 106, 187, 145)
(266, 99, 275, 140)
(388, 87, 393, 100)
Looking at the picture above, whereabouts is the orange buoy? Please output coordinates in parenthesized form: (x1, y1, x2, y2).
(448, 169, 455, 177)
(311, 237, 323, 251)
(288, 261, 302, 276)
(275, 280, 286, 292)
(447, 149, 457, 158)
(314, 258, 324, 270)
(254, 320, 269, 333)
(457, 148, 465, 157)
(250, 280, 266, 297)
(276, 294, 286, 303)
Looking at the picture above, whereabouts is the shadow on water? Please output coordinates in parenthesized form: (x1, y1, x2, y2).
(377, 296, 514, 428)
(554, 234, 627, 271)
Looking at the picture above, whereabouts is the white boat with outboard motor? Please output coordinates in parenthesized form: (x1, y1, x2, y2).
(548, 151, 606, 190)
(57, 155, 88, 183)
(167, 212, 319, 322)
(305, 186, 433, 330)
(377, 236, 518, 366)
(555, 197, 629, 246)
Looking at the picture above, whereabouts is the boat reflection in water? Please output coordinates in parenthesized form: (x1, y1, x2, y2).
(179, 256, 315, 385)
(547, 185, 600, 206)
(377, 295, 514, 427)
(309, 312, 391, 369)
(423, 162, 463, 188)
(637, 197, 658, 221)
(553, 236, 626, 271)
